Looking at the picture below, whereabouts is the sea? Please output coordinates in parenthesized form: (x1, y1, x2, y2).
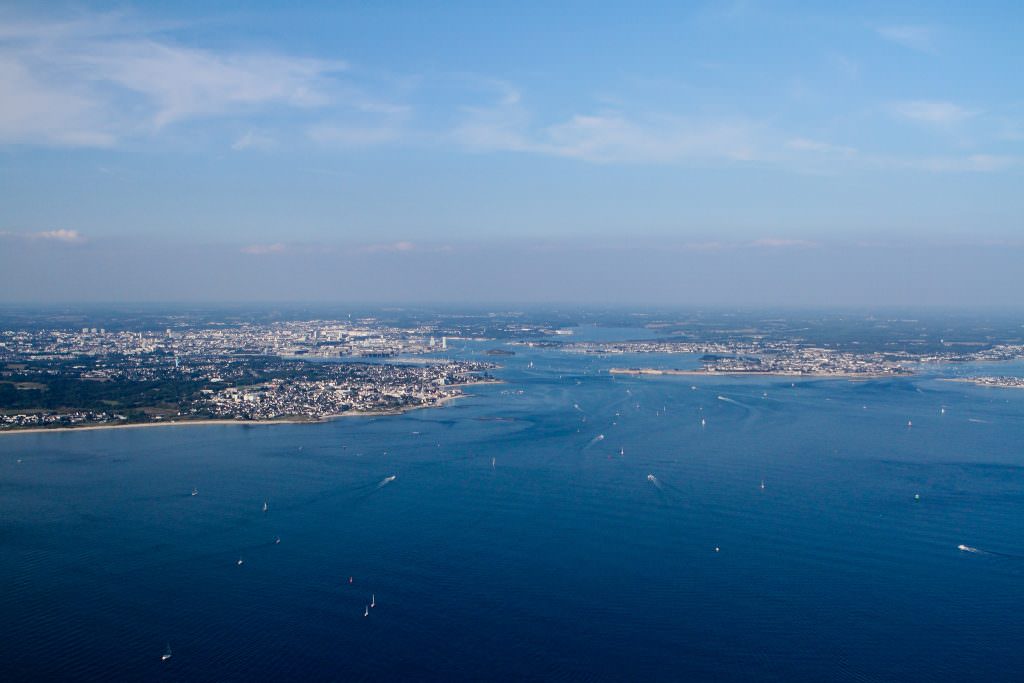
(2, 326, 1024, 681)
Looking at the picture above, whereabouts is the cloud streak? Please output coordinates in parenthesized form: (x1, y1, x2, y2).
(0, 7, 1017, 184)
(241, 243, 287, 255)
(453, 89, 762, 165)
(0, 12, 367, 146)
(0, 229, 86, 243)
(890, 100, 977, 125)
(876, 25, 936, 53)
(307, 124, 401, 147)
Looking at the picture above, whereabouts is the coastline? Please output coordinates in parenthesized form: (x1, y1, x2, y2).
(608, 368, 907, 379)
(938, 378, 1024, 389)
(0, 384, 491, 436)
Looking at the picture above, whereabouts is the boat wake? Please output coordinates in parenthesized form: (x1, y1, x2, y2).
(717, 395, 743, 406)
(585, 433, 605, 448)
(647, 474, 662, 489)
(377, 475, 397, 488)
(957, 543, 1024, 559)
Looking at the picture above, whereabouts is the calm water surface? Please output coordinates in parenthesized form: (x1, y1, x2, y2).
(2, 343, 1024, 681)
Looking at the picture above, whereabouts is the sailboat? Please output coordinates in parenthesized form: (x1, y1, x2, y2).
(237, 557, 244, 566)
(161, 644, 172, 661)
(262, 500, 269, 512)
(760, 480, 766, 490)
(191, 487, 198, 496)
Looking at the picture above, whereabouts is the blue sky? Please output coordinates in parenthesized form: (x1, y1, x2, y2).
(1, 1, 1023, 304)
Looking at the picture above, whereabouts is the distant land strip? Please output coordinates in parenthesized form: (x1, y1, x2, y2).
(608, 368, 905, 378)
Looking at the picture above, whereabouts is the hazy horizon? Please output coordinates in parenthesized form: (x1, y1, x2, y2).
(2, 1, 1022, 306)
(2, 238, 1023, 307)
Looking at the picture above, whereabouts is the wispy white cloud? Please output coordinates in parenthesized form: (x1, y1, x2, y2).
(876, 25, 936, 53)
(77, 41, 344, 129)
(746, 238, 818, 248)
(0, 229, 86, 242)
(542, 114, 759, 164)
(232, 130, 277, 151)
(0, 8, 1016, 183)
(787, 138, 858, 158)
(572, 238, 824, 253)
(356, 241, 448, 254)
(0, 57, 116, 146)
(828, 54, 860, 80)
(453, 90, 761, 164)
(453, 87, 1018, 176)
(890, 100, 978, 125)
(307, 124, 401, 147)
(239, 240, 454, 256)
(364, 240, 416, 253)
(894, 154, 1019, 173)
(660, 239, 817, 252)
(0, 11, 384, 147)
(785, 134, 1015, 174)
(241, 243, 287, 255)
(33, 229, 85, 242)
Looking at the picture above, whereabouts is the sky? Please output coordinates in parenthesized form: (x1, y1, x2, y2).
(1, 1, 1023, 306)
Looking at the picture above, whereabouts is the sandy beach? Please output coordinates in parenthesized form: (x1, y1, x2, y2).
(0, 389, 477, 436)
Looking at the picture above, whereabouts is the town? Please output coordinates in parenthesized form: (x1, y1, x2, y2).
(0, 321, 497, 431)
(955, 376, 1024, 389)
(556, 339, 1024, 377)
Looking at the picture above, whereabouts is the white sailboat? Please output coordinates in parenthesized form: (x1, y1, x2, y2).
(191, 487, 198, 496)
(262, 500, 269, 512)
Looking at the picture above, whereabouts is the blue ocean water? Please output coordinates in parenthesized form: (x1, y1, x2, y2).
(2, 340, 1024, 681)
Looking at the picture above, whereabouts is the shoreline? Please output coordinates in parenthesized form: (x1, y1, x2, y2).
(938, 378, 1024, 389)
(0, 383, 493, 436)
(608, 368, 908, 379)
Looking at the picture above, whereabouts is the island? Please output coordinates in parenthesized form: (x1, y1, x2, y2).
(944, 376, 1024, 389)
